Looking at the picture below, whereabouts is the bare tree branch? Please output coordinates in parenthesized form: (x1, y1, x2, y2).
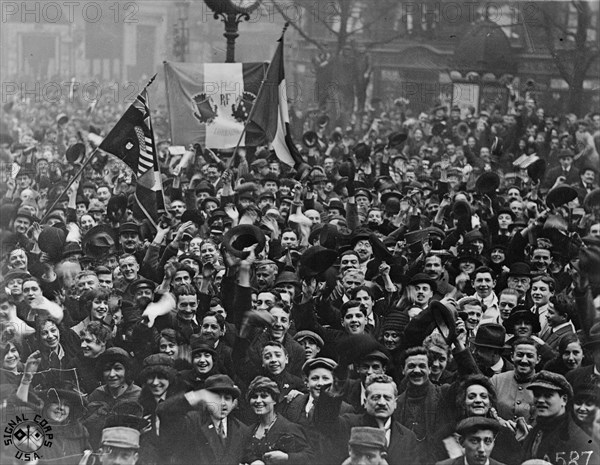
(271, 1, 328, 52)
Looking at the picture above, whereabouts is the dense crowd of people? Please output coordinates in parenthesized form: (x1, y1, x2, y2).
(0, 85, 599, 465)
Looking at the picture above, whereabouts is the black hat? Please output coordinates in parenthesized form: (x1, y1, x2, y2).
(298, 246, 338, 280)
(507, 262, 531, 278)
(583, 188, 600, 214)
(260, 172, 280, 186)
(326, 199, 346, 216)
(456, 417, 501, 436)
(557, 149, 575, 159)
(353, 143, 371, 161)
(294, 330, 324, 349)
(380, 190, 403, 205)
(66, 143, 86, 163)
(387, 132, 408, 149)
(204, 374, 241, 399)
(82, 224, 117, 258)
(14, 207, 39, 224)
(190, 335, 216, 356)
(451, 245, 483, 269)
(408, 273, 437, 292)
(503, 306, 541, 334)
(97, 347, 131, 377)
(472, 323, 506, 349)
(38, 226, 67, 259)
(475, 172, 500, 195)
(546, 185, 578, 208)
(222, 224, 266, 259)
(527, 158, 547, 183)
(129, 278, 156, 295)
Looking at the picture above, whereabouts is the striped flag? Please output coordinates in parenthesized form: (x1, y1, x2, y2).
(249, 30, 303, 168)
(99, 81, 165, 227)
(164, 61, 268, 148)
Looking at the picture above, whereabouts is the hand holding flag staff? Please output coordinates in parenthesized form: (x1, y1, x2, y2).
(41, 74, 166, 229)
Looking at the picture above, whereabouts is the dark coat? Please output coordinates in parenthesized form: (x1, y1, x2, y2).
(241, 414, 314, 465)
(281, 393, 354, 465)
(542, 324, 575, 353)
(156, 392, 250, 465)
(314, 391, 422, 465)
(521, 414, 598, 465)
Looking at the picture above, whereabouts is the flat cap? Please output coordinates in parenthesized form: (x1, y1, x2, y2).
(456, 417, 501, 436)
(294, 330, 324, 348)
(527, 370, 573, 399)
(348, 426, 387, 450)
(302, 357, 337, 376)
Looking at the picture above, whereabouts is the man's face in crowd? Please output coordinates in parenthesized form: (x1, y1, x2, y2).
(177, 294, 198, 320)
(206, 166, 220, 182)
(134, 288, 153, 308)
(354, 240, 373, 263)
(170, 201, 185, 219)
(511, 343, 539, 378)
(78, 274, 100, 294)
(531, 248, 552, 273)
(531, 280, 553, 307)
(299, 337, 320, 360)
(413, 284, 433, 306)
(255, 291, 275, 312)
(365, 382, 396, 420)
(424, 256, 443, 280)
(532, 388, 567, 419)
(6, 277, 24, 297)
(355, 289, 373, 315)
(16, 174, 32, 189)
(581, 169, 596, 186)
(347, 445, 387, 465)
(509, 201, 524, 218)
(120, 232, 140, 252)
(590, 223, 600, 239)
(118, 257, 139, 282)
(559, 155, 573, 170)
(464, 304, 483, 331)
(404, 354, 430, 387)
(281, 231, 298, 249)
(357, 195, 370, 209)
(173, 270, 191, 286)
(256, 266, 277, 291)
(80, 214, 96, 232)
(342, 273, 363, 296)
(262, 344, 288, 375)
(507, 275, 530, 298)
(269, 162, 281, 176)
(323, 158, 334, 172)
(498, 293, 518, 321)
(13, 216, 31, 235)
(263, 181, 278, 194)
(342, 306, 366, 334)
(461, 429, 496, 465)
(340, 253, 360, 274)
(97, 187, 111, 202)
(473, 272, 495, 299)
(304, 209, 321, 225)
(100, 447, 138, 465)
(9, 249, 27, 270)
(97, 273, 113, 290)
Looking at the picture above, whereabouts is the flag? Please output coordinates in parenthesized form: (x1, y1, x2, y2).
(99, 82, 165, 227)
(164, 61, 268, 148)
(249, 31, 303, 168)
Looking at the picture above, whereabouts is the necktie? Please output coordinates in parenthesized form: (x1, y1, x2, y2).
(531, 430, 543, 457)
(217, 420, 226, 442)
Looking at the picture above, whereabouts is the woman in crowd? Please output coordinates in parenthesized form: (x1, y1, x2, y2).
(432, 374, 522, 465)
(179, 336, 221, 391)
(0, 336, 24, 396)
(156, 327, 192, 371)
(571, 383, 599, 438)
(543, 333, 586, 375)
(242, 376, 313, 465)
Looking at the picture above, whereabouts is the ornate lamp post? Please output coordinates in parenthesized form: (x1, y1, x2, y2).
(173, 1, 190, 62)
(203, 0, 261, 63)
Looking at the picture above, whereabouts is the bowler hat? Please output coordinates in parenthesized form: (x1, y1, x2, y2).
(222, 224, 266, 259)
(204, 374, 241, 399)
(527, 158, 547, 183)
(527, 370, 573, 399)
(507, 262, 531, 278)
(387, 132, 408, 150)
(408, 273, 437, 292)
(472, 323, 506, 349)
(349, 426, 387, 450)
(475, 172, 500, 195)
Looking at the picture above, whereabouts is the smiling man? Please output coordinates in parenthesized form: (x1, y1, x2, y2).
(490, 337, 539, 422)
(471, 267, 499, 324)
(522, 371, 598, 464)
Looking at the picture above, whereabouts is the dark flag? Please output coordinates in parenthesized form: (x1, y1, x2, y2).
(99, 79, 165, 227)
(249, 27, 304, 168)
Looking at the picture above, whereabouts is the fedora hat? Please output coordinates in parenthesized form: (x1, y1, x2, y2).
(222, 224, 266, 259)
(430, 300, 458, 343)
(369, 233, 394, 265)
(298, 246, 338, 280)
(408, 273, 437, 292)
(583, 188, 600, 214)
(546, 185, 578, 208)
(527, 158, 547, 183)
(65, 143, 85, 163)
(472, 323, 506, 349)
(82, 224, 117, 258)
(387, 131, 408, 150)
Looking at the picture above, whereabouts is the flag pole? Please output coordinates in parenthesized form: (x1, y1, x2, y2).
(41, 73, 159, 223)
(226, 22, 290, 169)
(39, 146, 100, 222)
